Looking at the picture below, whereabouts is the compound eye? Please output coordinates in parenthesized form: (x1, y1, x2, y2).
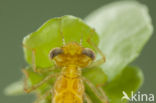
(49, 48, 63, 59)
(82, 48, 95, 60)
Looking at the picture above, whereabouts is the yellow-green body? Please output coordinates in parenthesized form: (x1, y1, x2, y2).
(52, 66, 84, 103)
(51, 42, 94, 103)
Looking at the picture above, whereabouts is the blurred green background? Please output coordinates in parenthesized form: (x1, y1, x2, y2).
(0, 0, 155, 103)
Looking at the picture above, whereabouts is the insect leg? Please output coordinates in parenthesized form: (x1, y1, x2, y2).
(84, 93, 93, 103)
(98, 87, 109, 103)
(23, 44, 57, 73)
(22, 69, 58, 93)
(22, 44, 38, 72)
(34, 89, 52, 103)
(87, 40, 106, 68)
(35, 66, 58, 73)
(87, 29, 106, 68)
(82, 77, 109, 103)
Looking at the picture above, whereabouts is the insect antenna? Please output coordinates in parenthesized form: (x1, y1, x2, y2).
(80, 33, 83, 45)
(59, 18, 66, 45)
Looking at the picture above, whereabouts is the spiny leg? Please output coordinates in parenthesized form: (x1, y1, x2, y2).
(95, 81, 109, 93)
(36, 65, 58, 73)
(87, 29, 106, 68)
(82, 77, 109, 103)
(82, 77, 105, 103)
(22, 69, 29, 93)
(22, 69, 58, 93)
(98, 87, 109, 103)
(23, 44, 57, 73)
(34, 89, 52, 103)
(84, 93, 93, 103)
(22, 44, 38, 72)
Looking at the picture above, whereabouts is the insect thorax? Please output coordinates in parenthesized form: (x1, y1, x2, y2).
(52, 65, 84, 103)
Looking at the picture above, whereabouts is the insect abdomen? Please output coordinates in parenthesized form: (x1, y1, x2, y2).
(52, 74, 84, 103)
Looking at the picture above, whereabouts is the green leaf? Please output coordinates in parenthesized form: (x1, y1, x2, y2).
(23, 15, 99, 68)
(103, 66, 143, 103)
(85, 1, 153, 80)
(5, 1, 152, 103)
